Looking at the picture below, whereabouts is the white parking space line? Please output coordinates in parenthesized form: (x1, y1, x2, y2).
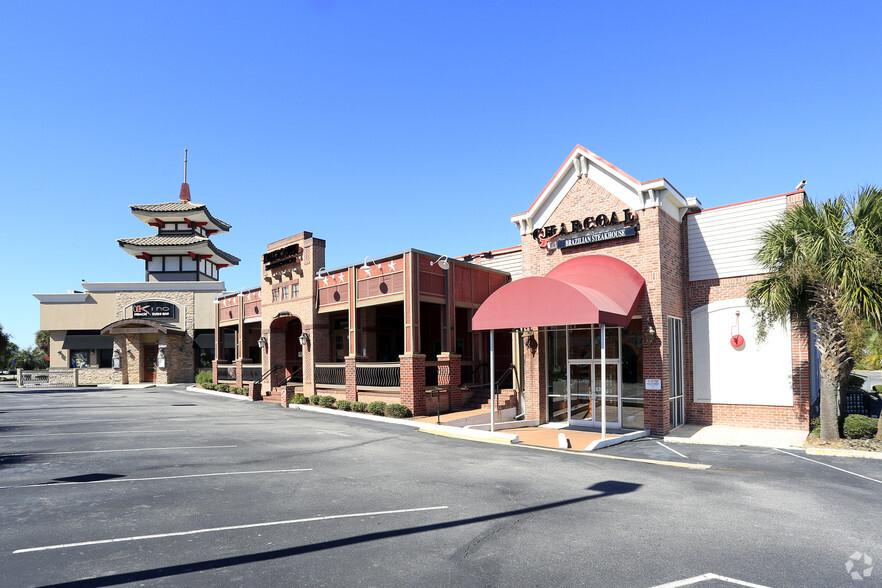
(773, 448, 882, 485)
(656, 441, 688, 458)
(3, 429, 187, 437)
(14, 505, 450, 553)
(652, 572, 771, 587)
(7, 445, 238, 456)
(0, 468, 313, 490)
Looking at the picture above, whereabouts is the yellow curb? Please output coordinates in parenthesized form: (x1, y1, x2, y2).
(422, 428, 712, 469)
(419, 427, 518, 445)
(806, 447, 882, 460)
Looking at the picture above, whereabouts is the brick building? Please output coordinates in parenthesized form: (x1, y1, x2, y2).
(472, 146, 815, 436)
(214, 233, 511, 413)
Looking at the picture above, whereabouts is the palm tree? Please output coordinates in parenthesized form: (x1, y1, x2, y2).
(747, 186, 882, 441)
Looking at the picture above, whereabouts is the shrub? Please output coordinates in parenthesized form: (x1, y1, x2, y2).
(337, 400, 351, 411)
(309, 394, 322, 405)
(290, 393, 308, 405)
(235, 387, 248, 395)
(848, 374, 867, 389)
(843, 414, 878, 439)
(318, 395, 336, 408)
(217, 383, 230, 393)
(384, 403, 412, 419)
(367, 401, 386, 416)
(351, 401, 368, 413)
(874, 385, 882, 393)
(196, 371, 213, 387)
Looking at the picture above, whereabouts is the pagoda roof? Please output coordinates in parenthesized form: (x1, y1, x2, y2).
(118, 235, 240, 265)
(129, 201, 232, 233)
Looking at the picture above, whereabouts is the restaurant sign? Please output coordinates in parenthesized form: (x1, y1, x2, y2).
(263, 243, 300, 270)
(533, 209, 639, 250)
(132, 301, 176, 319)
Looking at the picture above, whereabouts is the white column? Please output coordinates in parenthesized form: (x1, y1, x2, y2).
(490, 330, 495, 432)
(600, 324, 606, 439)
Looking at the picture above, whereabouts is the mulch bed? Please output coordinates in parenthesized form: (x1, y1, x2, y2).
(805, 434, 882, 452)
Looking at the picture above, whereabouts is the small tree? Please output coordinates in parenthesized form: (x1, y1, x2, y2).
(748, 187, 882, 441)
(35, 330, 50, 356)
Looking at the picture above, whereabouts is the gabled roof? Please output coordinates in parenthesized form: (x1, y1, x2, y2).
(510, 145, 701, 236)
(130, 202, 232, 233)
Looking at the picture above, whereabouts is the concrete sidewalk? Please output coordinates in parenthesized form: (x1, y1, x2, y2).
(664, 424, 807, 449)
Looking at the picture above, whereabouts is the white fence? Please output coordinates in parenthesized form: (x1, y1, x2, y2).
(17, 369, 78, 388)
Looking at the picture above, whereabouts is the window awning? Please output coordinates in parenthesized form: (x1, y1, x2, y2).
(194, 333, 215, 348)
(472, 255, 646, 330)
(62, 335, 115, 350)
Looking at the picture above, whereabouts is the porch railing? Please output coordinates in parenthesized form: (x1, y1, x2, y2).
(356, 362, 400, 390)
(217, 364, 237, 382)
(425, 361, 439, 387)
(315, 363, 345, 387)
(242, 364, 262, 382)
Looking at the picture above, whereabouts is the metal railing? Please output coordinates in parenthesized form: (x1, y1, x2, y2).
(19, 369, 76, 388)
(242, 364, 262, 382)
(356, 362, 400, 389)
(315, 363, 345, 387)
(254, 364, 284, 388)
(462, 361, 488, 385)
(217, 364, 237, 382)
(425, 361, 439, 387)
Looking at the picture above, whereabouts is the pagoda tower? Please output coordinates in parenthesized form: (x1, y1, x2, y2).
(118, 169, 240, 281)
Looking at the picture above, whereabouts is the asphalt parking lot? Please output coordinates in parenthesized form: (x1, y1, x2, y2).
(1, 382, 881, 587)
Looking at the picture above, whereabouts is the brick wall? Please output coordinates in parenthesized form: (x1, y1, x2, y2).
(519, 177, 682, 435)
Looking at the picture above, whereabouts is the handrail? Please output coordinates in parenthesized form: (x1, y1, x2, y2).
(283, 366, 303, 386)
(254, 364, 283, 387)
(462, 362, 488, 384)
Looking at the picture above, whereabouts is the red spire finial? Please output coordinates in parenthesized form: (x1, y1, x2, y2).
(179, 148, 190, 202)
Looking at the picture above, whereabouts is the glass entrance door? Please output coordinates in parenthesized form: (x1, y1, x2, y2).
(568, 361, 621, 428)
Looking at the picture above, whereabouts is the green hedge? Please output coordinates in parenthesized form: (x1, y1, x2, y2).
(337, 400, 351, 411)
(318, 395, 336, 408)
(351, 401, 368, 413)
(290, 393, 308, 404)
(384, 403, 412, 419)
(309, 394, 322, 405)
(196, 371, 213, 386)
(367, 401, 387, 416)
(843, 414, 878, 439)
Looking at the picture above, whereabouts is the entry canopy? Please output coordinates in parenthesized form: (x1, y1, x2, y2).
(472, 255, 646, 330)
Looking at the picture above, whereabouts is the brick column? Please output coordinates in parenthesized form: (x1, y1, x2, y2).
(400, 354, 426, 416)
(345, 355, 358, 402)
(437, 352, 462, 410)
(211, 359, 219, 387)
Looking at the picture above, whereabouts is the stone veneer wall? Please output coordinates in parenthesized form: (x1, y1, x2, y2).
(110, 290, 198, 384)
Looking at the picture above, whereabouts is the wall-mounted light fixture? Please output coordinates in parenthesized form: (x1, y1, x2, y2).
(360, 257, 376, 277)
(112, 349, 121, 369)
(315, 267, 329, 285)
(430, 255, 450, 270)
(157, 346, 167, 369)
(644, 324, 657, 347)
(524, 330, 538, 356)
(298, 332, 310, 348)
(257, 336, 267, 350)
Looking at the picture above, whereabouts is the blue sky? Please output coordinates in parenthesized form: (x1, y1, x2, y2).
(1, 1, 880, 348)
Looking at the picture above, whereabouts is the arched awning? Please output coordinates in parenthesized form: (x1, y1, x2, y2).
(472, 255, 645, 330)
(100, 319, 185, 335)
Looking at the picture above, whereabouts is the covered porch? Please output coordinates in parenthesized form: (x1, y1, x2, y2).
(472, 255, 649, 437)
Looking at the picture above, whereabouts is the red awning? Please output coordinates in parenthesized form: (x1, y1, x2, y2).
(472, 255, 645, 330)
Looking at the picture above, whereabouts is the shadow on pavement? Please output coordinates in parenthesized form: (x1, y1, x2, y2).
(40, 480, 641, 587)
